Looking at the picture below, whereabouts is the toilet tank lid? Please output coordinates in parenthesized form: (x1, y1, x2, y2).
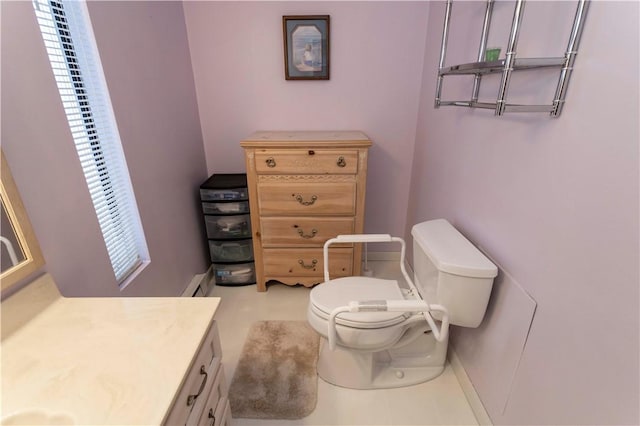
(411, 219, 497, 279)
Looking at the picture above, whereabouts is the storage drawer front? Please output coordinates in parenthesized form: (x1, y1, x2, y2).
(200, 187, 248, 201)
(213, 262, 255, 285)
(260, 217, 354, 247)
(209, 239, 254, 262)
(214, 398, 231, 426)
(263, 248, 353, 278)
(202, 201, 250, 215)
(205, 214, 252, 239)
(255, 150, 358, 174)
(258, 183, 355, 215)
(195, 367, 228, 426)
(164, 321, 222, 426)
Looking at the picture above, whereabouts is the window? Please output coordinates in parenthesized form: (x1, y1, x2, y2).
(33, 0, 149, 286)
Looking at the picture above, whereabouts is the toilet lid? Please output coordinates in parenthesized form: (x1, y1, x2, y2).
(310, 277, 410, 328)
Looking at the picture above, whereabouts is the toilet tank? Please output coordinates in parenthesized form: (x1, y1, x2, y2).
(411, 219, 497, 328)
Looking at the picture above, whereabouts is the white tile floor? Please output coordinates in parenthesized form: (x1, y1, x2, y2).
(208, 261, 478, 426)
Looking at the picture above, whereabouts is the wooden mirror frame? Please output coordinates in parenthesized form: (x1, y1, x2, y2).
(1, 150, 44, 290)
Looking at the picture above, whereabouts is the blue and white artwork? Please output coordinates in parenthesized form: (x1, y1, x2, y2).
(284, 15, 329, 80)
(292, 25, 322, 72)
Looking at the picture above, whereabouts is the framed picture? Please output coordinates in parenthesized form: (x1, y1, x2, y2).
(283, 15, 330, 80)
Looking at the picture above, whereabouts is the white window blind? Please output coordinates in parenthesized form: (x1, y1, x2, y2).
(33, 0, 149, 285)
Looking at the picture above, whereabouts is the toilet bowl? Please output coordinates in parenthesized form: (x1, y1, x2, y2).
(308, 278, 420, 351)
(307, 219, 497, 389)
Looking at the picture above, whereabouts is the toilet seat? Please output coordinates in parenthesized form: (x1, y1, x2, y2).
(309, 277, 410, 329)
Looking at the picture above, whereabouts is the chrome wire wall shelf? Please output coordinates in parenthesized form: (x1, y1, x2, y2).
(434, 0, 589, 117)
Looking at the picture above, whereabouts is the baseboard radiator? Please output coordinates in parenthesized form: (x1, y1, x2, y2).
(182, 265, 214, 297)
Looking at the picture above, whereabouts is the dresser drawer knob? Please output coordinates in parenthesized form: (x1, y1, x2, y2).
(298, 259, 318, 269)
(265, 157, 276, 168)
(297, 228, 318, 239)
(186, 365, 208, 406)
(337, 156, 346, 167)
(294, 194, 317, 206)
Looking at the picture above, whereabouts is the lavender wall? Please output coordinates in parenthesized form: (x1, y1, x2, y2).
(410, 1, 639, 424)
(183, 1, 430, 239)
(2, 0, 638, 422)
(1, 1, 209, 296)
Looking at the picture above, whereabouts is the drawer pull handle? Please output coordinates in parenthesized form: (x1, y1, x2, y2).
(337, 156, 347, 167)
(187, 365, 208, 406)
(297, 228, 318, 239)
(298, 259, 318, 269)
(265, 157, 276, 168)
(207, 408, 216, 426)
(294, 194, 317, 206)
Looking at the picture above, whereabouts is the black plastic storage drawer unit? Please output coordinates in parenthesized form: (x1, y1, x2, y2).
(200, 173, 256, 286)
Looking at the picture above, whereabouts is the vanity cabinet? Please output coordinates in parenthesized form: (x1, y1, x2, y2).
(1, 273, 230, 426)
(241, 131, 371, 292)
(164, 322, 231, 426)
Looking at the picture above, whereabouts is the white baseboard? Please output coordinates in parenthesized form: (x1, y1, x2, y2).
(362, 251, 401, 261)
(182, 265, 214, 297)
(448, 346, 493, 425)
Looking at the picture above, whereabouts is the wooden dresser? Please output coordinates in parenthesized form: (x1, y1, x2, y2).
(241, 131, 371, 292)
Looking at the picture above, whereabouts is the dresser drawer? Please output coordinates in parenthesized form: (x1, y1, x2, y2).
(260, 217, 354, 247)
(164, 321, 222, 425)
(255, 150, 358, 174)
(263, 248, 353, 278)
(258, 182, 356, 215)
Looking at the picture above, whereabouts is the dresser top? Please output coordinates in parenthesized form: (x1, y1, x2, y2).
(241, 130, 372, 148)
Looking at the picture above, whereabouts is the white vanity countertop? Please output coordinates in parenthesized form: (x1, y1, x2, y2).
(1, 274, 221, 425)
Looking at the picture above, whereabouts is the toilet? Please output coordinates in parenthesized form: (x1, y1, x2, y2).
(307, 219, 497, 389)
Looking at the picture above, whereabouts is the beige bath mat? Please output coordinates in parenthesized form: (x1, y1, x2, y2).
(228, 320, 320, 419)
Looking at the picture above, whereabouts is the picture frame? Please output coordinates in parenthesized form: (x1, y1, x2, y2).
(283, 15, 330, 80)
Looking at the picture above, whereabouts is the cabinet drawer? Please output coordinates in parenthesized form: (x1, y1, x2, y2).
(214, 398, 231, 426)
(198, 398, 230, 426)
(261, 217, 354, 247)
(255, 150, 358, 174)
(263, 248, 353, 278)
(205, 214, 252, 239)
(258, 182, 355, 216)
(213, 262, 255, 285)
(202, 201, 250, 215)
(200, 187, 248, 201)
(209, 239, 253, 262)
(164, 321, 222, 426)
(195, 367, 228, 426)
